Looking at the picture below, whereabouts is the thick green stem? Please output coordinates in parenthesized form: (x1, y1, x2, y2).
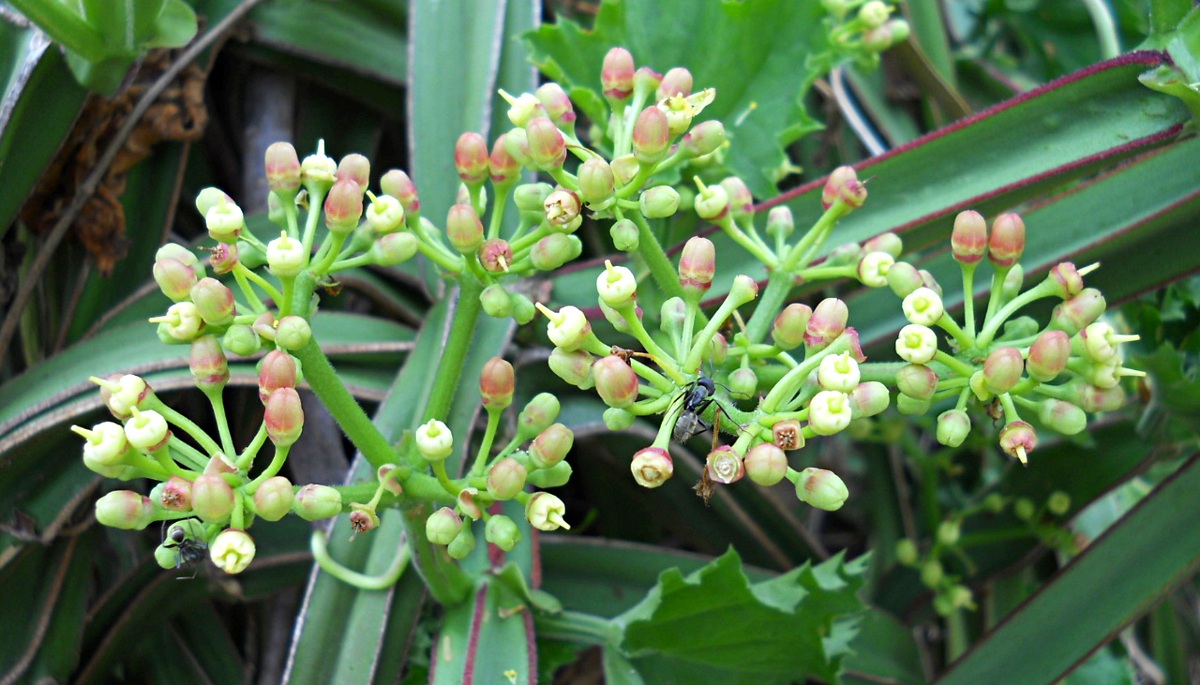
(627, 211, 686, 301)
(423, 275, 484, 422)
(745, 270, 795, 344)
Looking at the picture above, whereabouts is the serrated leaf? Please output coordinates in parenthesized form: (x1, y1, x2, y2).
(524, 0, 829, 197)
(612, 549, 867, 683)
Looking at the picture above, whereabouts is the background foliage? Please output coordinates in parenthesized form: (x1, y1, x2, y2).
(1, 0, 1199, 683)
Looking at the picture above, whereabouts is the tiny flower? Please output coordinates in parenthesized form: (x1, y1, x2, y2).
(538, 304, 592, 352)
(485, 515, 522, 552)
(999, 421, 1037, 464)
(266, 231, 307, 277)
(772, 303, 812, 350)
(525, 116, 567, 169)
(73, 421, 129, 466)
(678, 237, 716, 298)
(349, 502, 380, 535)
(1050, 288, 1106, 335)
(415, 419, 454, 461)
(895, 324, 938, 364)
(693, 179, 729, 220)
(530, 423, 574, 469)
(376, 464, 403, 497)
(426, 507, 463, 546)
(1079, 321, 1138, 364)
(808, 390, 853, 436)
(544, 188, 582, 229)
(601, 47, 635, 100)
(205, 197, 245, 243)
(369, 232, 419, 266)
(849, 381, 891, 418)
(454, 132, 490, 184)
(896, 363, 938, 401)
(805, 298, 849, 351)
(632, 106, 670, 165)
(293, 484, 343, 520)
(744, 443, 788, 486)
(446, 203, 484, 254)
(902, 287, 944, 327)
(596, 260, 638, 308)
(366, 193, 406, 233)
(380, 169, 420, 214)
(639, 185, 681, 218)
(265, 387, 304, 447)
(209, 243, 238, 275)
(593, 355, 641, 408)
(1026, 330, 1071, 381)
(124, 407, 170, 452)
(150, 302, 205, 342)
(253, 476, 294, 521)
(657, 88, 715, 136)
(518, 393, 561, 440)
(793, 467, 849, 511)
(817, 352, 861, 393)
(265, 142, 302, 199)
(210, 529, 256, 574)
(525, 492, 570, 531)
(858, 251, 894, 288)
(192, 474, 235, 522)
(548, 347, 595, 389)
(480, 357, 515, 409)
(631, 446, 674, 488)
(95, 490, 156, 530)
(988, 213, 1026, 268)
(821, 166, 867, 210)
(578, 158, 615, 205)
(706, 445, 744, 485)
(887, 261, 924, 298)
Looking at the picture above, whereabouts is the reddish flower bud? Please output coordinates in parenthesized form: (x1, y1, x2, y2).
(601, 47, 635, 100)
(544, 188, 582, 229)
(631, 446, 673, 488)
(951, 210, 988, 265)
(153, 257, 199, 302)
(477, 238, 513, 274)
(454, 132, 490, 184)
(821, 166, 867, 210)
(772, 303, 812, 350)
(265, 142, 302, 198)
(487, 457, 528, 500)
(983, 347, 1024, 395)
(680, 120, 726, 159)
(536, 82, 576, 127)
(258, 350, 298, 403)
(1046, 262, 1085, 299)
(988, 213, 1025, 268)
(253, 476, 294, 521)
(805, 298, 849, 351)
(678, 236, 716, 297)
(380, 169, 420, 214)
(159, 476, 193, 511)
(480, 357, 515, 409)
(488, 134, 521, 186)
(192, 474, 235, 522)
(593, 355, 640, 408)
(632, 106, 670, 165)
(1051, 288, 1106, 335)
(324, 178, 364, 233)
(190, 278, 236, 327)
(578, 158, 615, 205)
(530, 423, 574, 469)
(1068, 378, 1126, 412)
(863, 232, 903, 258)
(335, 153, 371, 193)
(95, 491, 156, 530)
(293, 484, 342, 521)
(446, 203, 484, 254)
(548, 347, 595, 389)
(525, 116, 567, 170)
(744, 443, 788, 486)
(190, 335, 229, 392)
(1027, 330, 1070, 381)
(657, 67, 693, 99)
(265, 387, 304, 447)
(719, 176, 754, 222)
(999, 421, 1037, 464)
(849, 381, 891, 417)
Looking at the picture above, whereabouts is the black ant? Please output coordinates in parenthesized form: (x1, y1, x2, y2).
(162, 520, 207, 578)
(673, 376, 717, 442)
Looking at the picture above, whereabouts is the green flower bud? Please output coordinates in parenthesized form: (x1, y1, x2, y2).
(293, 484, 342, 521)
(549, 347, 595, 389)
(744, 443, 787, 486)
(772, 303, 812, 350)
(487, 457, 527, 500)
(610, 218, 639, 251)
(274, 315, 312, 352)
(530, 233, 581, 271)
(936, 409, 971, 447)
(447, 521, 476, 560)
(920, 559, 944, 589)
(983, 347, 1024, 395)
(895, 393, 931, 415)
(369, 231, 419, 266)
(849, 381, 890, 418)
(527, 460, 573, 488)
(480, 283, 514, 319)
(937, 520, 961, 546)
(1046, 491, 1071, 516)
(805, 298, 848, 351)
(639, 186, 681, 219)
(895, 538, 918, 566)
(895, 363, 937, 401)
(680, 120, 725, 159)
(603, 407, 635, 431)
(596, 260, 637, 307)
(253, 476, 294, 521)
(530, 423, 573, 469)
(153, 257, 199, 302)
(887, 261, 924, 297)
(484, 515, 522, 552)
(95, 490, 156, 529)
(1037, 399, 1087, 435)
(793, 467, 849, 511)
(518, 392, 560, 440)
(267, 231, 307, 277)
(728, 367, 758, 399)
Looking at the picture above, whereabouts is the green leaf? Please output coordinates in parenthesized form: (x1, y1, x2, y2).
(434, 577, 537, 685)
(525, 0, 829, 197)
(142, 0, 197, 48)
(935, 454, 1200, 685)
(612, 549, 867, 683)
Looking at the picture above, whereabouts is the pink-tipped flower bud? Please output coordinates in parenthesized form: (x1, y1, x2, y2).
(544, 188, 582, 229)
(1027, 330, 1071, 381)
(536, 82, 576, 127)
(380, 169, 420, 214)
(190, 278, 236, 327)
(602, 47, 635, 100)
(1051, 288, 1106, 336)
(258, 350, 298, 403)
(744, 443, 788, 486)
(95, 490, 156, 530)
(124, 407, 170, 452)
(454, 132, 490, 184)
(808, 390, 853, 435)
(1047, 262, 1085, 299)
(680, 120, 726, 159)
(265, 142, 302, 199)
(210, 528, 256, 574)
(578, 158, 615, 205)
(794, 467, 849, 511)
(518, 392, 561, 440)
(983, 347, 1024, 395)
(988, 213, 1025, 268)
(480, 357, 515, 409)
(849, 381, 891, 417)
(632, 106, 670, 165)
(657, 67, 693, 98)
(805, 298, 849, 351)
(446, 203, 484, 254)
(190, 335, 229, 392)
(593, 355, 641, 408)
(999, 421, 1037, 464)
(488, 134, 521, 186)
(821, 166, 867, 210)
(766, 207, 794, 241)
(525, 116, 567, 170)
(484, 458, 528, 501)
(1037, 399, 1087, 435)
(728, 274, 759, 309)
(896, 363, 938, 400)
(706, 445, 745, 485)
(157, 476, 192, 511)
(863, 232, 903, 258)
(192, 474, 235, 522)
(895, 324, 938, 365)
(484, 514, 522, 552)
(253, 476, 294, 521)
(293, 484, 342, 521)
(772, 303, 812, 350)
(426, 507, 463, 546)
(631, 446, 673, 488)
(936, 410, 972, 447)
(334, 153, 371, 193)
(370, 232, 419, 266)
(633, 66, 663, 99)
(678, 236, 716, 298)
(265, 387, 304, 447)
(951, 210, 988, 264)
(323, 178, 364, 234)
(530, 423, 574, 469)
(549, 347, 595, 389)
(153, 257, 199, 302)
(525, 492, 570, 531)
(415, 419, 454, 461)
(719, 176, 754, 221)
